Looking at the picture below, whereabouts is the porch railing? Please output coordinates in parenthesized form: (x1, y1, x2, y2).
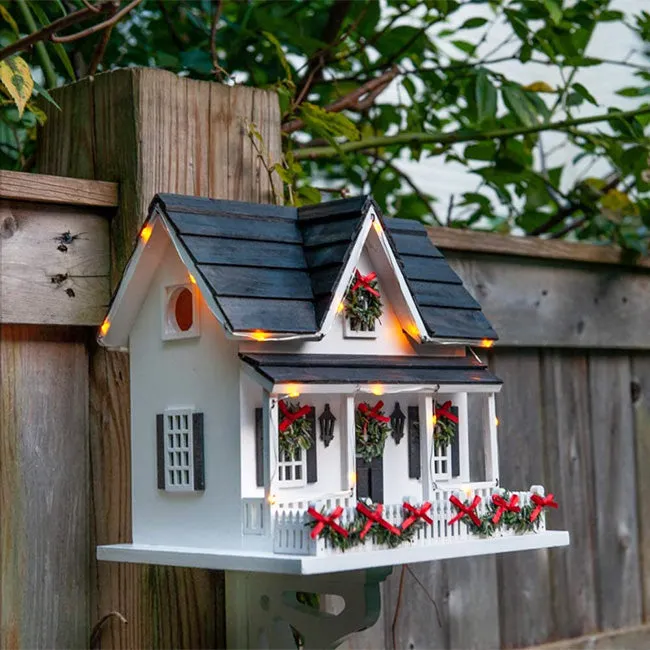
(269, 485, 547, 556)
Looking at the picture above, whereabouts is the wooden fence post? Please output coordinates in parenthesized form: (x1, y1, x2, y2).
(36, 68, 281, 649)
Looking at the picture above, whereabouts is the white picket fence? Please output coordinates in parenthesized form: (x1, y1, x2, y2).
(269, 485, 547, 556)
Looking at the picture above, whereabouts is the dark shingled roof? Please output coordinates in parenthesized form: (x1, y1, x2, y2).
(152, 194, 497, 341)
(239, 352, 502, 385)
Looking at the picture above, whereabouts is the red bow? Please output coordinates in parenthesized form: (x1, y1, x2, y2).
(307, 506, 349, 539)
(401, 502, 433, 531)
(448, 495, 482, 527)
(278, 400, 311, 433)
(530, 493, 558, 522)
(351, 270, 380, 297)
(435, 401, 459, 424)
(491, 493, 520, 524)
(358, 401, 390, 424)
(356, 502, 401, 538)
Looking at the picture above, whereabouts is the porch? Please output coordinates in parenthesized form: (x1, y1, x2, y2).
(242, 482, 569, 559)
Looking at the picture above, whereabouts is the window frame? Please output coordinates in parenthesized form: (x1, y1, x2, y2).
(163, 408, 195, 492)
(162, 283, 200, 341)
(277, 447, 307, 488)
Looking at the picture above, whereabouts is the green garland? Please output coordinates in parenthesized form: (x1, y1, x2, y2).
(278, 401, 313, 459)
(433, 416, 456, 450)
(307, 502, 426, 552)
(457, 491, 542, 538)
(355, 403, 390, 462)
(344, 275, 383, 331)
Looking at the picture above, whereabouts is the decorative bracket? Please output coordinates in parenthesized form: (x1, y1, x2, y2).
(225, 567, 392, 649)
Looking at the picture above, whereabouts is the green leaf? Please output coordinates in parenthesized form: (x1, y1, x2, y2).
(502, 85, 537, 127)
(451, 40, 476, 55)
(566, 91, 583, 107)
(0, 5, 19, 35)
(464, 141, 497, 161)
(28, 1, 75, 79)
(475, 69, 497, 124)
(460, 17, 488, 29)
(263, 30, 292, 82)
(616, 87, 650, 98)
(542, 0, 562, 25)
(32, 80, 60, 109)
(572, 82, 598, 106)
(0, 56, 34, 118)
(599, 10, 624, 22)
(299, 103, 360, 142)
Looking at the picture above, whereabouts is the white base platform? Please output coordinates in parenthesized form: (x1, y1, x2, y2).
(98, 530, 570, 575)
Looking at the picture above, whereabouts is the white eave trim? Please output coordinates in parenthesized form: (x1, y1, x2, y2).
(272, 382, 503, 396)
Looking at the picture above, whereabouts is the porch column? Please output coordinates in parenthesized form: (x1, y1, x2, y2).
(262, 390, 279, 500)
(483, 393, 499, 483)
(418, 394, 433, 500)
(455, 392, 470, 482)
(341, 395, 356, 496)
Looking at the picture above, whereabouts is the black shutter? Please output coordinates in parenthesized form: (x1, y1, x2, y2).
(306, 407, 318, 484)
(407, 406, 421, 479)
(156, 413, 165, 489)
(450, 406, 460, 478)
(356, 457, 370, 499)
(192, 412, 205, 491)
(370, 456, 384, 503)
(255, 407, 264, 487)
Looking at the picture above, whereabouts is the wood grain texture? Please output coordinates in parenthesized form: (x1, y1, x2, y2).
(0, 170, 118, 207)
(631, 354, 650, 620)
(429, 225, 650, 270)
(540, 351, 598, 639)
(588, 354, 642, 630)
(38, 69, 280, 648)
(446, 252, 650, 348)
(0, 325, 89, 649)
(492, 350, 553, 648)
(37, 68, 281, 649)
(522, 623, 650, 650)
(0, 200, 110, 325)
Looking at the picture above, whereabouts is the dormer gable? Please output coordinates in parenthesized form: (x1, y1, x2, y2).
(98, 194, 497, 348)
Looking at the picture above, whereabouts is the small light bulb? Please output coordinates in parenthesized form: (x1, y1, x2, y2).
(100, 319, 111, 336)
(189, 273, 197, 284)
(349, 471, 357, 486)
(337, 302, 345, 313)
(267, 494, 277, 505)
(495, 417, 500, 426)
(373, 219, 383, 235)
(371, 384, 383, 396)
(480, 339, 494, 348)
(287, 384, 300, 398)
(462, 485, 473, 499)
(251, 330, 268, 341)
(140, 224, 153, 244)
(432, 414, 438, 425)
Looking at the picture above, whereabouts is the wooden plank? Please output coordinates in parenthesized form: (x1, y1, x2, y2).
(411, 281, 481, 309)
(384, 216, 428, 235)
(401, 255, 463, 284)
(492, 350, 553, 648)
(446, 253, 650, 349)
(631, 353, 650, 619)
(200, 265, 314, 300)
(0, 325, 89, 649)
(420, 305, 497, 340)
(218, 296, 316, 332)
(522, 622, 650, 649)
(304, 242, 349, 270)
(244, 353, 486, 369)
(0, 170, 118, 207)
(540, 351, 598, 638)
(183, 235, 306, 269)
(588, 353, 642, 629)
(298, 196, 366, 221)
(429, 225, 650, 270)
(301, 217, 361, 248)
(390, 232, 443, 258)
(0, 200, 110, 325)
(167, 210, 302, 244)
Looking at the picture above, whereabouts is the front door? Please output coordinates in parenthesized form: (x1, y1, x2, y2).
(356, 455, 384, 503)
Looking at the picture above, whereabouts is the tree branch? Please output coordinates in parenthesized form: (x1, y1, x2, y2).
(293, 106, 650, 160)
(52, 0, 142, 43)
(210, 0, 224, 81)
(87, 5, 118, 76)
(282, 66, 398, 134)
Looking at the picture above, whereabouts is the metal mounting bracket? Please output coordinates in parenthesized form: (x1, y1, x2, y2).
(225, 567, 392, 649)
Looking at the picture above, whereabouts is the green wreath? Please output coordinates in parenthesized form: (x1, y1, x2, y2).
(278, 401, 313, 459)
(355, 402, 391, 462)
(344, 270, 383, 332)
(433, 402, 458, 450)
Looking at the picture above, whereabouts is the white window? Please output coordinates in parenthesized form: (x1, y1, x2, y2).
(164, 409, 194, 491)
(162, 283, 200, 340)
(278, 448, 306, 488)
(432, 444, 452, 481)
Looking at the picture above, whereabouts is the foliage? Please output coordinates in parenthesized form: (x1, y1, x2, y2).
(344, 275, 383, 331)
(3, 0, 650, 252)
(355, 402, 390, 462)
(307, 502, 426, 552)
(433, 415, 456, 450)
(278, 401, 313, 459)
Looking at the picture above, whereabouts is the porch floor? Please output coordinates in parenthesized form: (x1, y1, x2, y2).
(98, 530, 569, 575)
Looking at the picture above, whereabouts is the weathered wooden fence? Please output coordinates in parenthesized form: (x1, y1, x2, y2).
(2, 68, 650, 649)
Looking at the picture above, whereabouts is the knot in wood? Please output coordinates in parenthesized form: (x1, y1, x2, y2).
(0, 211, 17, 239)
